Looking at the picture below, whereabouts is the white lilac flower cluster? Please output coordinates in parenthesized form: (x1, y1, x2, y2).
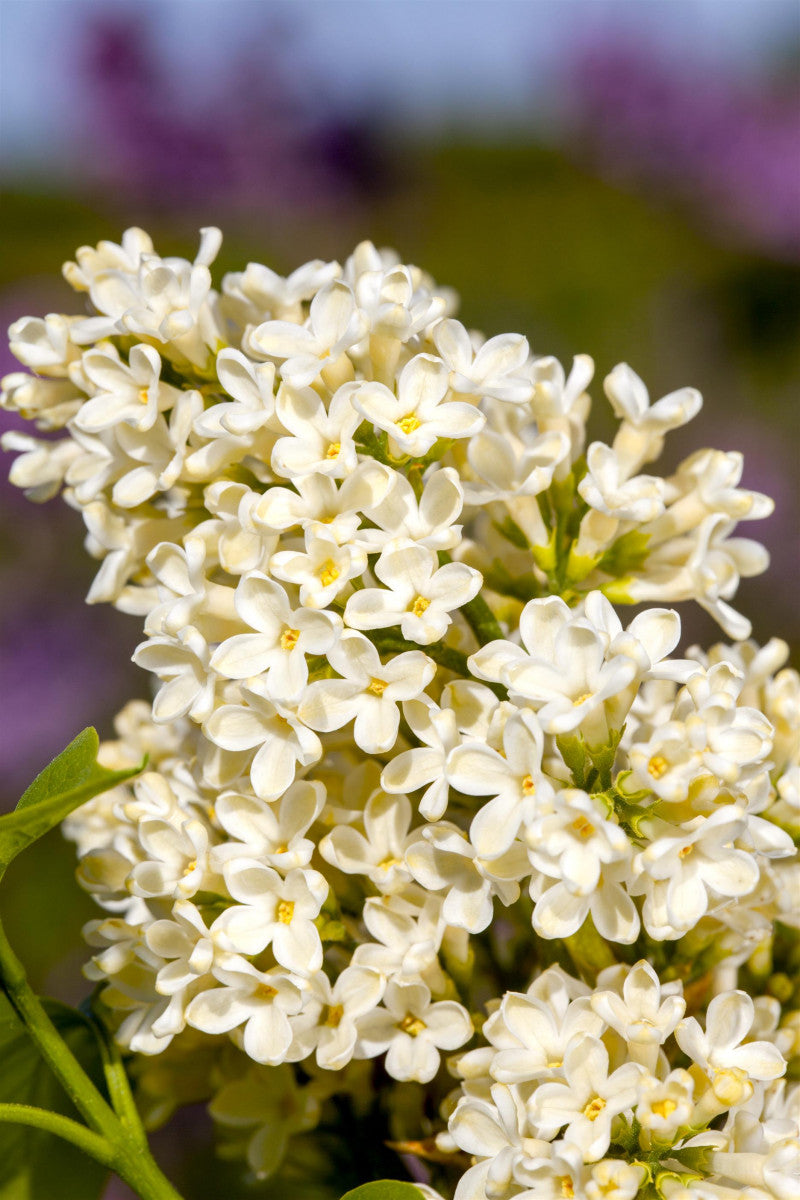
(442, 962, 797, 1200)
(3, 228, 798, 1198)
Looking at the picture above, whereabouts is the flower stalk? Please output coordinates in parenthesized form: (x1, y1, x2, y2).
(0, 915, 183, 1200)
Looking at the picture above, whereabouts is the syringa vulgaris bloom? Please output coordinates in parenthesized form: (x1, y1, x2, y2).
(1, 227, 796, 1197)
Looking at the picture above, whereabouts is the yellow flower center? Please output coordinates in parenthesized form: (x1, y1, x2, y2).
(325, 441, 341, 460)
(573, 692, 592, 706)
(410, 595, 430, 618)
(368, 677, 388, 696)
(648, 754, 669, 779)
(319, 561, 340, 588)
(277, 900, 295, 925)
(280, 627, 300, 651)
(583, 1097, 606, 1122)
(138, 387, 150, 405)
(398, 1013, 426, 1037)
(560, 1180, 575, 1199)
(571, 816, 595, 839)
(378, 855, 400, 871)
(397, 414, 421, 436)
(678, 844, 693, 859)
(182, 859, 197, 876)
(254, 982, 278, 1000)
(521, 774, 536, 796)
(652, 1098, 677, 1120)
(322, 1003, 344, 1028)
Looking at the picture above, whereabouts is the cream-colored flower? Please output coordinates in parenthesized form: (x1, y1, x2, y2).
(344, 538, 482, 644)
(352, 353, 484, 457)
(299, 630, 435, 754)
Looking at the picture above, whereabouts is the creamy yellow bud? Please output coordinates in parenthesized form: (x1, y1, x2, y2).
(712, 1067, 751, 1105)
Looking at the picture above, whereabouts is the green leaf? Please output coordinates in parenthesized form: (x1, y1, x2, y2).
(0, 728, 144, 880)
(339, 1185, 424, 1200)
(0, 995, 108, 1200)
(17, 728, 105, 810)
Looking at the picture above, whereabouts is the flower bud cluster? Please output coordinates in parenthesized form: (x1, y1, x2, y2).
(3, 229, 797, 1195)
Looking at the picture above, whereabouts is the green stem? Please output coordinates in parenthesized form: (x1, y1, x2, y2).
(0, 1102, 116, 1168)
(113, 1145, 184, 1200)
(438, 552, 504, 645)
(0, 915, 117, 1136)
(365, 629, 505, 699)
(94, 1016, 149, 1149)
(366, 629, 471, 677)
(460, 590, 504, 646)
(0, 915, 184, 1200)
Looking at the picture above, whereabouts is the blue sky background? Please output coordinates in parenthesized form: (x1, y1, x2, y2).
(3, 0, 799, 169)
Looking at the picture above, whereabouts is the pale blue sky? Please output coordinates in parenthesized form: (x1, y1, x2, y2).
(2, 0, 799, 169)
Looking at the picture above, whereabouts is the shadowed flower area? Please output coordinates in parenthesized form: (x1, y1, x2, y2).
(566, 36, 800, 260)
(76, 11, 387, 220)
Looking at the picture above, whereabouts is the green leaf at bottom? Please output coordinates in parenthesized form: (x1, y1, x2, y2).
(339, 1183, 425, 1200)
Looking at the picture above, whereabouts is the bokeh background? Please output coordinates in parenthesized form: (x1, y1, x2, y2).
(1, 1, 798, 1195)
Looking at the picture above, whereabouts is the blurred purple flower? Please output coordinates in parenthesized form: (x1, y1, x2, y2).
(76, 11, 385, 218)
(565, 38, 800, 260)
(0, 294, 143, 804)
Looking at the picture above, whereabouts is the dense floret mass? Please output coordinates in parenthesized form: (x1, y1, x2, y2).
(3, 229, 798, 1197)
